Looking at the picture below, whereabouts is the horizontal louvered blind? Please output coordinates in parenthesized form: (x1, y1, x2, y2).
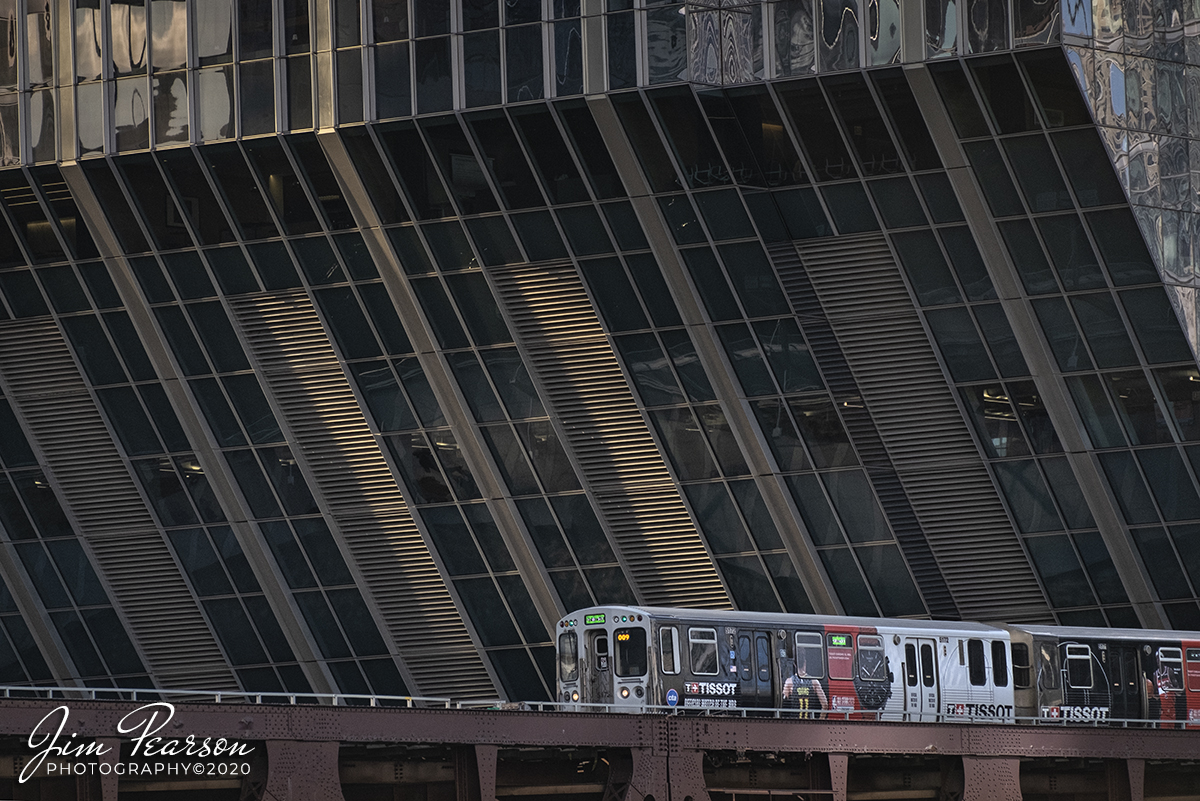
(768, 242, 958, 619)
(0, 320, 237, 689)
(490, 262, 728, 608)
(230, 292, 497, 698)
(788, 236, 1052, 623)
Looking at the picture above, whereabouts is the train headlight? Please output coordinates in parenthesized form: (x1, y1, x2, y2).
(571, 691, 579, 702)
(563, 691, 571, 702)
(635, 686, 644, 698)
(620, 687, 630, 698)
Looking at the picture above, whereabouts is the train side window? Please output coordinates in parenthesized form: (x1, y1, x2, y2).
(1011, 643, 1031, 688)
(559, 632, 578, 682)
(1037, 642, 1058, 689)
(1156, 647, 1184, 691)
(1187, 648, 1200, 692)
(967, 639, 986, 686)
(615, 628, 647, 677)
(689, 628, 719, 675)
(738, 634, 752, 681)
(904, 644, 918, 687)
(858, 635, 886, 682)
(660, 627, 679, 674)
(796, 632, 824, 678)
(1066, 644, 1092, 689)
(992, 640, 1008, 687)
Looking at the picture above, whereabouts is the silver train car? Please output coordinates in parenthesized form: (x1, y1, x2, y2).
(555, 606, 1200, 725)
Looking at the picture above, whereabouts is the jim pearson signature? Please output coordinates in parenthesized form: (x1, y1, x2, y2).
(21, 702, 254, 783)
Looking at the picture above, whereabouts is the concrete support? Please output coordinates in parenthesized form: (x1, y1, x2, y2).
(265, 741, 345, 801)
(962, 757, 1021, 801)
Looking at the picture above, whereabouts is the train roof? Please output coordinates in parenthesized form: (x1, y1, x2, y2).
(561, 605, 1004, 635)
(1012, 623, 1200, 641)
(560, 607, 1200, 642)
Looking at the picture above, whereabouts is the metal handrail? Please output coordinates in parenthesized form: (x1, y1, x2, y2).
(0, 684, 502, 710)
(0, 685, 1194, 729)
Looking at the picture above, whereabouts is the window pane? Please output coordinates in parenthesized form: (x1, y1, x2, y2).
(1026, 535, 1095, 608)
(857, 544, 924, 616)
(1131, 527, 1192, 599)
(992, 460, 1063, 533)
(821, 470, 890, 543)
(683, 482, 754, 554)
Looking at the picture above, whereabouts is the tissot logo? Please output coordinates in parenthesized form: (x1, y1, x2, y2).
(21, 702, 255, 783)
(944, 703, 1013, 717)
(684, 681, 737, 696)
(1041, 705, 1109, 721)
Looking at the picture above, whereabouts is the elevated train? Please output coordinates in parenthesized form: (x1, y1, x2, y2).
(555, 606, 1200, 725)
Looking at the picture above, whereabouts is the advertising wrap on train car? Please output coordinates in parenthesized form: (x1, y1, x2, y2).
(684, 681, 738, 709)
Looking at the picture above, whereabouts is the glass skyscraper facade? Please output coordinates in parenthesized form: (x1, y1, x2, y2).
(0, 0, 1198, 701)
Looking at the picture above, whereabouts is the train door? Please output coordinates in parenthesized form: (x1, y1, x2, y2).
(735, 629, 773, 708)
(586, 629, 612, 706)
(1184, 642, 1200, 726)
(902, 637, 939, 721)
(1109, 645, 1142, 722)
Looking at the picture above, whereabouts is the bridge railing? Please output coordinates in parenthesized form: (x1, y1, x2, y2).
(0, 685, 1194, 729)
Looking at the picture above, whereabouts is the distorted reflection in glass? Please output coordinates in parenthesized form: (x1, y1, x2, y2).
(112, 0, 148, 76)
(1124, 56, 1154, 131)
(966, 0, 1006, 52)
(1123, 0, 1151, 52)
(925, 0, 957, 57)
(773, 0, 814, 76)
(113, 76, 150, 150)
(0, 0, 16, 90)
(1126, 132, 1158, 208)
(819, 0, 859, 71)
(74, 0, 103, 81)
(29, 89, 54, 162)
(0, 93, 16, 165)
(151, 0, 187, 70)
(153, 71, 188, 143)
(77, 81, 105, 154)
(1061, 0, 1090, 36)
(26, 0, 53, 85)
(1013, 0, 1059, 47)
(647, 5, 687, 84)
(688, 8, 721, 84)
(196, 0, 233, 64)
(867, 0, 900, 64)
(1160, 135, 1189, 210)
(554, 19, 584, 94)
(1091, 0, 1121, 43)
(723, 8, 763, 83)
(197, 65, 234, 140)
(506, 24, 543, 101)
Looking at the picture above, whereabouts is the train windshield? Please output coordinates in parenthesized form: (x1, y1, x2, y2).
(559, 632, 578, 682)
(615, 628, 647, 677)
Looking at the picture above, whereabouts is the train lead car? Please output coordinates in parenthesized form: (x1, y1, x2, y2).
(556, 606, 1200, 727)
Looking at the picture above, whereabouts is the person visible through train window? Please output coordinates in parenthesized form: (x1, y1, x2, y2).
(783, 650, 828, 717)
